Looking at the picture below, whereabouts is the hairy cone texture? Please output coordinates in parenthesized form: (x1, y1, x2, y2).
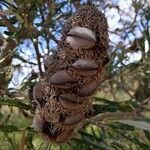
(32, 5, 109, 143)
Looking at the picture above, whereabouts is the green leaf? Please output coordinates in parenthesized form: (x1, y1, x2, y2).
(0, 112, 3, 119)
(26, 131, 34, 150)
(119, 120, 150, 132)
(79, 131, 99, 141)
(0, 22, 6, 27)
(72, 138, 113, 150)
(10, 16, 18, 24)
(0, 97, 32, 110)
(118, 102, 133, 112)
(4, 31, 14, 36)
(110, 141, 126, 150)
(144, 130, 150, 141)
(123, 135, 150, 150)
(99, 127, 107, 142)
(94, 97, 119, 106)
(93, 104, 118, 115)
(0, 124, 19, 133)
(35, 23, 43, 27)
(109, 122, 135, 131)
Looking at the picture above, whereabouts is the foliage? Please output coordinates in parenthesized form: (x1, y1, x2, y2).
(0, 0, 150, 149)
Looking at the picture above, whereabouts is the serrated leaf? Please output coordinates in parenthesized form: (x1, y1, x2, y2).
(0, 112, 3, 119)
(109, 122, 135, 131)
(110, 141, 126, 150)
(119, 102, 133, 112)
(35, 23, 43, 27)
(0, 22, 6, 27)
(144, 130, 150, 141)
(10, 16, 18, 24)
(94, 97, 119, 106)
(26, 131, 34, 149)
(4, 31, 14, 36)
(79, 131, 99, 141)
(124, 135, 150, 150)
(0, 124, 19, 133)
(16, 14, 24, 23)
(119, 120, 150, 132)
(72, 138, 113, 150)
(0, 97, 32, 110)
(93, 104, 118, 115)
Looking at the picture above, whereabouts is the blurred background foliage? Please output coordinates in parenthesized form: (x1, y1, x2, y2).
(0, 0, 150, 149)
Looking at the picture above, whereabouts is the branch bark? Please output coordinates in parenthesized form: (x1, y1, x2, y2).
(31, 39, 43, 77)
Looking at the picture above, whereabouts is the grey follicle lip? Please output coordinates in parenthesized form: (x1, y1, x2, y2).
(33, 82, 46, 107)
(55, 129, 74, 143)
(66, 26, 97, 49)
(49, 71, 78, 89)
(59, 93, 82, 110)
(44, 54, 56, 70)
(64, 114, 85, 126)
(59, 99, 79, 110)
(33, 115, 43, 132)
(67, 26, 96, 42)
(77, 81, 98, 97)
(49, 71, 74, 85)
(59, 93, 82, 103)
(72, 58, 98, 70)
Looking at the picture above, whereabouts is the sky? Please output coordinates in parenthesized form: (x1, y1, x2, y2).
(0, 0, 148, 89)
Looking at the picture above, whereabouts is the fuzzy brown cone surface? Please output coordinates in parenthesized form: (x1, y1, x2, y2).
(33, 5, 109, 143)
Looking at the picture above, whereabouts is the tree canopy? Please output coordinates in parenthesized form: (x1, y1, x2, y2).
(0, 0, 149, 149)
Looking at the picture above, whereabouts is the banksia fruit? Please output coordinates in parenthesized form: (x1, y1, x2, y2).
(33, 5, 109, 143)
(66, 27, 97, 49)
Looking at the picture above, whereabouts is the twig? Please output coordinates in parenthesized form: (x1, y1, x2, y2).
(31, 38, 43, 77)
(88, 97, 150, 124)
(20, 130, 26, 150)
(88, 110, 138, 124)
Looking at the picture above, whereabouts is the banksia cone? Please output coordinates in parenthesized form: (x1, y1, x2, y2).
(33, 5, 109, 143)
